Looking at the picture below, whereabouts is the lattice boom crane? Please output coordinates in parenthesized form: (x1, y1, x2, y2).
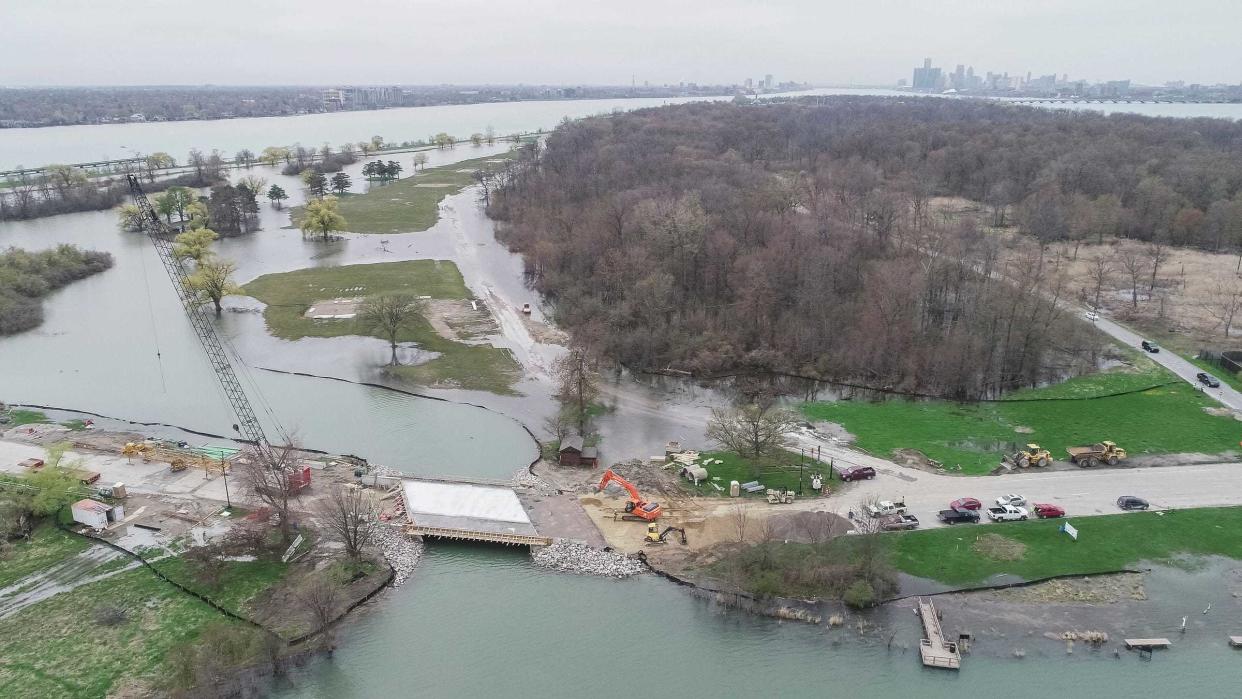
(126, 174, 274, 464)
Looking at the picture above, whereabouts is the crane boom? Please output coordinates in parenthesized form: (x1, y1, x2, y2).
(126, 174, 273, 462)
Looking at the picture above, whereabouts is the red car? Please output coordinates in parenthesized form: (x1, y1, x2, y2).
(1033, 503, 1065, 519)
(949, 497, 981, 511)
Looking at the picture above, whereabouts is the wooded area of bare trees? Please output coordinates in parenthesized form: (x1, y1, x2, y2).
(485, 98, 1224, 397)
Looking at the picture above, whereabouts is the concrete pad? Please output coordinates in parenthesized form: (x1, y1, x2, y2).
(402, 479, 537, 536)
(304, 297, 361, 319)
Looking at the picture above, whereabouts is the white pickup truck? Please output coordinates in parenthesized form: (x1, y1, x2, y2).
(987, 504, 1029, 522)
(865, 500, 907, 518)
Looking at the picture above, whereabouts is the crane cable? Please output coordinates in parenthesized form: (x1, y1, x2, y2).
(138, 241, 168, 394)
(217, 328, 290, 445)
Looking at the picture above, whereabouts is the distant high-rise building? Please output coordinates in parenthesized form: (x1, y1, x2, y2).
(912, 58, 942, 91)
(764, 74, 773, 89)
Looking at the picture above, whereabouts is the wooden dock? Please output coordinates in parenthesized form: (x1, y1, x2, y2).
(1124, 638, 1171, 650)
(916, 598, 961, 669)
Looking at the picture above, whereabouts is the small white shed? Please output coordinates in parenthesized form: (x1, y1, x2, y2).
(71, 498, 122, 529)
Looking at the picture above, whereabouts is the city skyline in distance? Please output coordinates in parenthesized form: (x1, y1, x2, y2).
(1, 1, 1240, 87)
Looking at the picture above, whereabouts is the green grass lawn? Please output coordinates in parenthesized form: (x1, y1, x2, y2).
(290, 152, 515, 234)
(683, 450, 820, 497)
(802, 367, 1239, 474)
(0, 536, 293, 698)
(889, 506, 1242, 586)
(152, 556, 289, 616)
(0, 552, 283, 698)
(6, 409, 49, 427)
(242, 260, 520, 394)
(0, 524, 89, 588)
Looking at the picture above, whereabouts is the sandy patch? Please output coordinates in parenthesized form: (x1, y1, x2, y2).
(425, 298, 500, 341)
(973, 533, 1027, 561)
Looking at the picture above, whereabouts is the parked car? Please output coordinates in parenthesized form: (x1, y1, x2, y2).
(987, 504, 1029, 522)
(1032, 503, 1065, 519)
(864, 499, 907, 518)
(1196, 372, 1221, 388)
(1140, 340, 1160, 353)
(938, 508, 981, 525)
(1084, 310, 1099, 322)
(1117, 496, 1150, 511)
(834, 465, 876, 482)
(949, 497, 982, 511)
(878, 513, 920, 531)
(996, 493, 1027, 508)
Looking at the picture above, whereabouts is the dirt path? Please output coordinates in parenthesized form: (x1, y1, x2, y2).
(0, 545, 135, 619)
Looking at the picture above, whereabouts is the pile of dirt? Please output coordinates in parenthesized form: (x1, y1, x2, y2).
(972, 533, 1027, 561)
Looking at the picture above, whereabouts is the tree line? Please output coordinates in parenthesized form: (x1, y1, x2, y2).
(0, 244, 114, 334)
(487, 99, 1136, 398)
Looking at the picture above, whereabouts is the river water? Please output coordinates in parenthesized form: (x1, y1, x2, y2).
(3, 94, 1242, 696)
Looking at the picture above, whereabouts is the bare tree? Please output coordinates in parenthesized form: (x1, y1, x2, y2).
(295, 578, 342, 653)
(706, 403, 799, 460)
(238, 443, 303, 545)
(1085, 254, 1115, 312)
(359, 295, 426, 366)
(314, 485, 376, 559)
(1204, 280, 1242, 338)
(1115, 246, 1150, 310)
(1147, 238, 1171, 293)
(729, 501, 750, 543)
(541, 407, 573, 443)
(553, 345, 599, 433)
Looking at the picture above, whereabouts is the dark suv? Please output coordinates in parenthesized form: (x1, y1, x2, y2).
(834, 465, 876, 482)
(1140, 340, 1160, 353)
(1116, 496, 1150, 511)
(1196, 372, 1221, 388)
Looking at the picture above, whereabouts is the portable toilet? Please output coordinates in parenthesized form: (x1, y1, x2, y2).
(729, 480, 741, 497)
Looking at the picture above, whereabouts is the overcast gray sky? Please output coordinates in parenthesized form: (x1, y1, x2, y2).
(2, 0, 1239, 87)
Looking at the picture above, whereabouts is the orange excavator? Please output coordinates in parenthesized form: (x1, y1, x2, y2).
(597, 469, 663, 522)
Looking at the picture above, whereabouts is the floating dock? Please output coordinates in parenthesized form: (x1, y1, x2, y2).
(401, 477, 551, 546)
(1230, 636, 1242, 648)
(1124, 638, 1171, 651)
(916, 598, 961, 669)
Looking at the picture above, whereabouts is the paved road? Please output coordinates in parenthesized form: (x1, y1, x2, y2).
(1089, 313, 1242, 410)
(776, 429, 1242, 531)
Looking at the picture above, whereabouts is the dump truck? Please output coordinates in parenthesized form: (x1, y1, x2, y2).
(1066, 440, 1126, 467)
(1009, 444, 1051, 468)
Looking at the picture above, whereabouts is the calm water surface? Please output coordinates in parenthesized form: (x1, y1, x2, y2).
(4, 92, 1241, 698)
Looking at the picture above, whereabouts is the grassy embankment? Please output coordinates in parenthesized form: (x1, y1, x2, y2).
(717, 506, 1242, 597)
(243, 259, 520, 394)
(0, 525, 289, 698)
(801, 363, 1240, 475)
(4, 408, 96, 431)
(682, 450, 819, 497)
(289, 151, 515, 234)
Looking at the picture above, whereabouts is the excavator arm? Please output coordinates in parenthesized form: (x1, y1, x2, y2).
(597, 469, 641, 504)
(597, 468, 662, 521)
